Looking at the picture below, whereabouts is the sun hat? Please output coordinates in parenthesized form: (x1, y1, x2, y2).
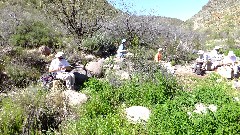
(214, 46, 222, 50)
(228, 51, 235, 57)
(55, 52, 65, 58)
(121, 39, 126, 43)
(158, 48, 163, 52)
(197, 50, 204, 55)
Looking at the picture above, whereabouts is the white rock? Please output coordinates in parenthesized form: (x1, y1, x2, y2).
(216, 79, 222, 83)
(233, 97, 240, 102)
(125, 106, 151, 123)
(115, 70, 130, 80)
(193, 103, 207, 114)
(86, 59, 104, 77)
(187, 112, 192, 118)
(85, 54, 96, 60)
(63, 90, 88, 106)
(208, 104, 217, 112)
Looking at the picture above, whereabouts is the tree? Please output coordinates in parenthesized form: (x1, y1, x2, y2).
(42, 0, 118, 44)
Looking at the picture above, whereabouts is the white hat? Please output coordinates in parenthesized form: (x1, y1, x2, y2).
(214, 46, 221, 50)
(197, 50, 204, 54)
(55, 51, 65, 58)
(158, 48, 163, 52)
(228, 51, 235, 57)
(121, 39, 126, 43)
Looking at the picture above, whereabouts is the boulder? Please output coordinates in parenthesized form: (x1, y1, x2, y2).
(38, 46, 51, 56)
(193, 103, 217, 114)
(62, 90, 88, 106)
(84, 54, 96, 61)
(115, 70, 130, 80)
(85, 58, 105, 77)
(125, 106, 151, 123)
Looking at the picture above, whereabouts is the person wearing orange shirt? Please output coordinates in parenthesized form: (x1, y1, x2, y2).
(154, 48, 163, 62)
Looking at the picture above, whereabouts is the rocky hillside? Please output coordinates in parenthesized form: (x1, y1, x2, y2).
(189, 0, 240, 40)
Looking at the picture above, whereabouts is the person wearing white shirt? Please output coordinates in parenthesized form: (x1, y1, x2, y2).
(222, 51, 238, 79)
(49, 52, 75, 90)
(210, 46, 223, 69)
(116, 39, 128, 58)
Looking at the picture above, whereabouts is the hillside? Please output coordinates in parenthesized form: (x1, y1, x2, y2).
(189, 0, 240, 41)
(1, 0, 240, 134)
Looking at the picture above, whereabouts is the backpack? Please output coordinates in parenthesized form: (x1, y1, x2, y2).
(40, 72, 56, 88)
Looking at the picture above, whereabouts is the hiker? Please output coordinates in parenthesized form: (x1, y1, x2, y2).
(154, 48, 163, 62)
(220, 51, 237, 79)
(49, 52, 75, 90)
(116, 39, 128, 58)
(210, 46, 224, 70)
(193, 50, 206, 75)
(210, 46, 222, 58)
(233, 61, 240, 79)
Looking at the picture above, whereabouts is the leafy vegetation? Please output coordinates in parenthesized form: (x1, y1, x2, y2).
(10, 20, 63, 49)
(0, 87, 70, 134)
(60, 73, 240, 134)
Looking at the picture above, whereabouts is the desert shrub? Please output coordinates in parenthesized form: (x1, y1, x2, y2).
(17, 88, 65, 134)
(222, 46, 240, 58)
(16, 50, 48, 73)
(10, 20, 63, 49)
(0, 98, 25, 135)
(82, 34, 118, 57)
(0, 86, 70, 134)
(4, 63, 40, 88)
(1, 47, 47, 90)
(1, 0, 41, 7)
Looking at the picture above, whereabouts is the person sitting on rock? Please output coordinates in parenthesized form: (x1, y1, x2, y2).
(116, 39, 128, 58)
(210, 46, 224, 70)
(192, 50, 206, 74)
(49, 52, 75, 90)
(224, 51, 238, 78)
(154, 48, 163, 62)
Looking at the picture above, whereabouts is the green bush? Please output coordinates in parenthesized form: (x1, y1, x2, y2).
(147, 74, 240, 134)
(62, 71, 181, 134)
(60, 71, 240, 134)
(82, 34, 117, 57)
(10, 20, 63, 49)
(0, 86, 69, 134)
(4, 63, 40, 88)
(0, 98, 25, 135)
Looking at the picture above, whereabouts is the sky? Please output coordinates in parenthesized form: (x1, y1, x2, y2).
(107, 0, 209, 21)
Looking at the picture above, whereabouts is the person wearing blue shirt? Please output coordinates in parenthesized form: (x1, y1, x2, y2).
(116, 39, 127, 58)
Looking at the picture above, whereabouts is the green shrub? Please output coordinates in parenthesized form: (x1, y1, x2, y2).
(82, 34, 117, 57)
(61, 71, 240, 134)
(10, 20, 63, 49)
(223, 48, 240, 58)
(62, 71, 181, 134)
(147, 73, 240, 134)
(0, 86, 69, 134)
(0, 98, 25, 135)
(4, 63, 40, 87)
